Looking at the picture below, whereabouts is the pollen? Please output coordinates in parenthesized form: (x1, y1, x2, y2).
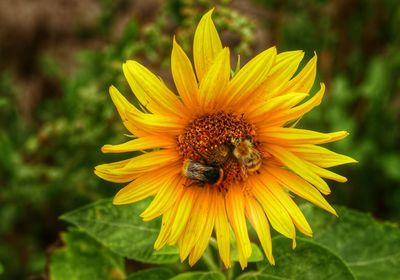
(177, 112, 258, 187)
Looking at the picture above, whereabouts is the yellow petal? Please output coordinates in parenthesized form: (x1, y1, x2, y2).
(123, 61, 187, 117)
(225, 47, 277, 108)
(193, 9, 223, 81)
(179, 188, 209, 261)
(262, 174, 313, 237)
(109, 85, 148, 137)
(251, 177, 296, 247)
(101, 136, 175, 153)
(289, 144, 357, 168)
(94, 159, 136, 183)
(113, 165, 180, 205)
(140, 175, 184, 221)
(260, 50, 305, 98)
(189, 189, 217, 266)
(198, 48, 230, 111)
(244, 195, 275, 265)
(304, 161, 348, 183)
(215, 191, 231, 268)
(171, 38, 199, 110)
(111, 84, 186, 136)
(125, 109, 186, 135)
(247, 92, 308, 123)
(226, 185, 252, 269)
(278, 53, 317, 95)
(94, 169, 138, 183)
(266, 144, 331, 194)
(267, 83, 325, 126)
(266, 166, 337, 216)
(114, 149, 178, 174)
(260, 127, 349, 146)
(154, 204, 178, 250)
(168, 188, 197, 245)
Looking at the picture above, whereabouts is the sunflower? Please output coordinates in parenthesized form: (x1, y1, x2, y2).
(95, 10, 356, 269)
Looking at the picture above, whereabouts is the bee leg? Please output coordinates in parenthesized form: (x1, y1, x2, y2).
(185, 180, 205, 188)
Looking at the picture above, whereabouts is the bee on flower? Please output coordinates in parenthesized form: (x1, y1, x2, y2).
(95, 9, 356, 269)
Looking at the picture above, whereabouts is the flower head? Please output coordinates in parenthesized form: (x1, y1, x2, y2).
(95, 10, 356, 269)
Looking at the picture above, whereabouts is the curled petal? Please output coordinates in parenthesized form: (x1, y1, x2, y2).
(109, 86, 148, 137)
(123, 61, 188, 118)
(125, 109, 186, 136)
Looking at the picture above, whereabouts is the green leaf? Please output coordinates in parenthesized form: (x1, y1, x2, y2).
(125, 268, 175, 280)
(238, 205, 400, 280)
(232, 242, 264, 263)
(227, 227, 264, 263)
(240, 237, 354, 280)
(301, 204, 400, 280)
(49, 229, 125, 280)
(170, 271, 225, 280)
(61, 198, 179, 264)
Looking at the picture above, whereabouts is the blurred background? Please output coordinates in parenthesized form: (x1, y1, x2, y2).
(0, 0, 399, 279)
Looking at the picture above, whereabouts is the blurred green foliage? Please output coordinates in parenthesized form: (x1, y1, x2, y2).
(0, 0, 399, 279)
(259, 0, 400, 219)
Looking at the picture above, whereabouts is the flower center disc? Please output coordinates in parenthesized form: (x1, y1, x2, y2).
(178, 112, 258, 188)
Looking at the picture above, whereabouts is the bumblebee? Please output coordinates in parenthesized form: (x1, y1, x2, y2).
(205, 143, 230, 166)
(182, 159, 224, 187)
(231, 137, 262, 173)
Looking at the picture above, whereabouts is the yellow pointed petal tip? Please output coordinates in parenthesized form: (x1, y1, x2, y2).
(202, 8, 216, 23)
(193, 8, 223, 81)
(330, 206, 338, 217)
(270, 256, 276, 266)
(113, 190, 131, 205)
(112, 195, 125, 205)
(101, 145, 110, 153)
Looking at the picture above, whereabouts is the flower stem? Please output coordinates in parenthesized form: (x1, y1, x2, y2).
(202, 247, 219, 272)
(224, 262, 235, 280)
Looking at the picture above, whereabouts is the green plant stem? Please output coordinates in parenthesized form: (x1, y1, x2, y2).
(224, 262, 235, 280)
(202, 247, 219, 272)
